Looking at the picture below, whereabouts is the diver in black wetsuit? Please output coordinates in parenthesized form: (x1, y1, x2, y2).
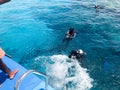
(66, 27, 76, 39)
(94, 5, 103, 9)
(62, 27, 76, 43)
(69, 49, 86, 60)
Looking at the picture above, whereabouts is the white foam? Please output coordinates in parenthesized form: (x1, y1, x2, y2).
(46, 55, 93, 90)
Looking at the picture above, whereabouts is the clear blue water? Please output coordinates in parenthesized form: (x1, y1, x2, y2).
(0, 0, 120, 90)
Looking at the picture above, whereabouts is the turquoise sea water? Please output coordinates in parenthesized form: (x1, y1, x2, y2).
(0, 0, 120, 90)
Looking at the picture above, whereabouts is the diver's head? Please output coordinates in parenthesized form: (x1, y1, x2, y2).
(78, 49, 84, 54)
(78, 49, 87, 56)
(69, 27, 74, 32)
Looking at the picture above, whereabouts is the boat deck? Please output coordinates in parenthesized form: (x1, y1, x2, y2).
(0, 56, 54, 90)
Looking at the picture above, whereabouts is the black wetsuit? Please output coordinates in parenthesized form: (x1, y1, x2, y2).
(68, 28, 75, 37)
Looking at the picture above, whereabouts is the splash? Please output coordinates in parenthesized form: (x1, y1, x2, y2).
(45, 55, 93, 90)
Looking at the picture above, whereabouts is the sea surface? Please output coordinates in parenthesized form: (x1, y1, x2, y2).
(0, 0, 120, 90)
